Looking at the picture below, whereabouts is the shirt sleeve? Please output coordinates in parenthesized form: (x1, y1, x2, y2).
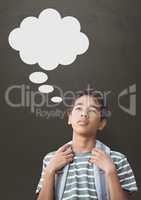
(35, 154, 50, 194)
(116, 154, 138, 194)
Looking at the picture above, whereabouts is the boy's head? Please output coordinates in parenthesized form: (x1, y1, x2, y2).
(67, 88, 110, 137)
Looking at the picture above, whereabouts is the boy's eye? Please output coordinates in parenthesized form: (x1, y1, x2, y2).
(89, 109, 97, 113)
(74, 107, 82, 111)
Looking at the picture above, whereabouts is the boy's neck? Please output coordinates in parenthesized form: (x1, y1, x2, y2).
(71, 133, 96, 153)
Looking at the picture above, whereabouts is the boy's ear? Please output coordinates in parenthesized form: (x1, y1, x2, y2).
(98, 119, 107, 130)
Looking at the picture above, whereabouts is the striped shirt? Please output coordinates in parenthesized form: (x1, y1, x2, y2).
(62, 152, 97, 200)
(36, 150, 138, 199)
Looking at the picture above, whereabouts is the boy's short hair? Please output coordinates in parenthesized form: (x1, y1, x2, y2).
(67, 88, 110, 120)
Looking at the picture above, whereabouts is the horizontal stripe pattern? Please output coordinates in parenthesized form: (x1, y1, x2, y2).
(62, 194, 98, 200)
(62, 152, 97, 199)
(36, 149, 138, 198)
(110, 150, 138, 192)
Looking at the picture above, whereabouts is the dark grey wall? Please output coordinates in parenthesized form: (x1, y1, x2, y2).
(0, 0, 140, 199)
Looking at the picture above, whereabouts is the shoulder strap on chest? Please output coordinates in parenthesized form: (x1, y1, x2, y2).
(94, 140, 110, 200)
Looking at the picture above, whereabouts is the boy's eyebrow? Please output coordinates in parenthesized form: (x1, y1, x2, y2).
(74, 102, 101, 109)
(74, 102, 83, 106)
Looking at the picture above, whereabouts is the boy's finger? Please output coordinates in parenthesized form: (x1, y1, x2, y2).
(92, 148, 104, 154)
(66, 153, 74, 159)
(57, 143, 71, 152)
(64, 147, 73, 155)
(91, 148, 97, 154)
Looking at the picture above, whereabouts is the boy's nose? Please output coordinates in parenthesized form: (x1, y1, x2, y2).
(81, 111, 88, 118)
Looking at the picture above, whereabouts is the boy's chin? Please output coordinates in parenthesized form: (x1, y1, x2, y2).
(74, 127, 94, 136)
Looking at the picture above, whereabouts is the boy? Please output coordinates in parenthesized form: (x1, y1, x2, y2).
(36, 89, 138, 200)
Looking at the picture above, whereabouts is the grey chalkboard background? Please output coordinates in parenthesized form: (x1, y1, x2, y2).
(0, 0, 140, 199)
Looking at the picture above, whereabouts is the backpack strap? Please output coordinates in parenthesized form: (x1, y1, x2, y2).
(94, 140, 110, 200)
(55, 164, 69, 200)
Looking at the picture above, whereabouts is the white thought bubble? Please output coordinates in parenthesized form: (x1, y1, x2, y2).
(51, 96, 63, 103)
(8, 8, 89, 70)
(38, 85, 54, 93)
(29, 72, 48, 84)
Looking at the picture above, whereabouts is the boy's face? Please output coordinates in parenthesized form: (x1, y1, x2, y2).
(68, 95, 106, 136)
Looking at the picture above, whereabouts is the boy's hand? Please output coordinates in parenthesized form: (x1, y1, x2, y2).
(45, 143, 74, 174)
(89, 148, 116, 175)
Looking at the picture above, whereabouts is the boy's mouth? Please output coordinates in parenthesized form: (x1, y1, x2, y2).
(77, 120, 89, 126)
